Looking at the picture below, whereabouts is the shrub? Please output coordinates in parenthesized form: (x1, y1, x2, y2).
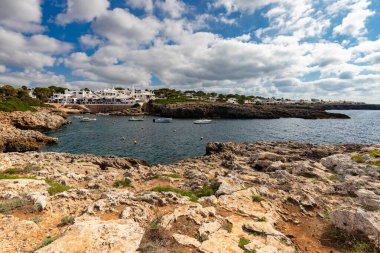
(150, 216, 162, 230)
(257, 217, 266, 222)
(251, 195, 263, 202)
(0, 198, 29, 213)
(61, 216, 75, 226)
(3, 168, 17, 174)
(38, 236, 59, 249)
(221, 222, 233, 233)
(113, 178, 132, 187)
(30, 216, 42, 224)
(352, 155, 367, 163)
(238, 237, 255, 253)
(151, 186, 198, 202)
(45, 179, 71, 195)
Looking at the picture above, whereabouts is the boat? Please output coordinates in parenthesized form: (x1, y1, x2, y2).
(73, 115, 83, 119)
(129, 117, 144, 121)
(80, 117, 97, 122)
(194, 119, 212, 124)
(97, 112, 110, 116)
(153, 118, 173, 123)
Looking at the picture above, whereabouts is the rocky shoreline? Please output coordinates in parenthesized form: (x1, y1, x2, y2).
(0, 109, 69, 152)
(0, 141, 379, 252)
(146, 102, 350, 119)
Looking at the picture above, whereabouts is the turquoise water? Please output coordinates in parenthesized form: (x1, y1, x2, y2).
(43, 110, 380, 164)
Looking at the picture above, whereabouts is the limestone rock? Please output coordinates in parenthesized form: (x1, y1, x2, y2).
(173, 233, 201, 248)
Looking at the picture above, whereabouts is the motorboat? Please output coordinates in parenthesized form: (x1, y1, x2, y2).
(73, 115, 83, 119)
(194, 119, 212, 124)
(153, 118, 173, 123)
(97, 112, 110, 116)
(80, 117, 97, 122)
(129, 117, 144, 121)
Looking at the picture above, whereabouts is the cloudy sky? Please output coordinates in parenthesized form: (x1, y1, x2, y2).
(0, 0, 379, 102)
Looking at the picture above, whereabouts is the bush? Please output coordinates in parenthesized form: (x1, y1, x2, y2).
(150, 216, 162, 230)
(45, 179, 71, 195)
(113, 178, 132, 187)
(251, 195, 263, 202)
(0, 97, 37, 112)
(61, 216, 75, 225)
(151, 186, 198, 202)
(38, 236, 59, 249)
(0, 198, 29, 213)
(352, 155, 367, 163)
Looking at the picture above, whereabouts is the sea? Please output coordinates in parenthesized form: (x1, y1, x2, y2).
(43, 110, 380, 164)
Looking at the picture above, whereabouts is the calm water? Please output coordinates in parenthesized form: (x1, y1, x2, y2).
(43, 110, 380, 164)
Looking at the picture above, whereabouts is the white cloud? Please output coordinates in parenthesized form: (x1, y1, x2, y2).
(92, 8, 161, 46)
(56, 0, 110, 25)
(156, 0, 186, 19)
(212, 0, 276, 14)
(0, 0, 43, 32)
(79, 34, 103, 49)
(0, 69, 65, 87)
(333, 0, 375, 37)
(126, 0, 154, 14)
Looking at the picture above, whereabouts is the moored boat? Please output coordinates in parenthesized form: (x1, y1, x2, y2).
(194, 119, 212, 124)
(129, 117, 144, 121)
(97, 112, 110, 116)
(80, 117, 97, 122)
(153, 118, 173, 123)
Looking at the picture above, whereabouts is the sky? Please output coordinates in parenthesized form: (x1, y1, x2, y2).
(0, 0, 379, 102)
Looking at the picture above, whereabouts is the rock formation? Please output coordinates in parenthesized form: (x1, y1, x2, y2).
(0, 141, 379, 252)
(0, 109, 68, 152)
(146, 102, 350, 119)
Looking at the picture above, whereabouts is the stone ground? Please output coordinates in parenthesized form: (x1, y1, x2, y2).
(0, 141, 379, 253)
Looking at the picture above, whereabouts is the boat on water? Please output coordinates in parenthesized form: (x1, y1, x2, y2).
(80, 117, 97, 122)
(73, 115, 83, 119)
(129, 117, 144, 121)
(153, 118, 173, 123)
(194, 119, 212, 124)
(97, 112, 110, 116)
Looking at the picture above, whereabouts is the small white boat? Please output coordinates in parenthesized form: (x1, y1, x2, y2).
(80, 117, 97, 122)
(153, 118, 173, 123)
(129, 117, 144, 121)
(73, 115, 83, 119)
(97, 112, 110, 116)
(194, 119, 212, 124)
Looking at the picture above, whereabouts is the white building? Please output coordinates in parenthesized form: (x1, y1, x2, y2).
(227, 98, 238, 104)
(49, 87, 155, 105)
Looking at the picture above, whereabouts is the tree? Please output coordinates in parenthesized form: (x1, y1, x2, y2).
(48, 86, 66, 94)
(0, 85, 17, 97)
(33, 87, 53, 102)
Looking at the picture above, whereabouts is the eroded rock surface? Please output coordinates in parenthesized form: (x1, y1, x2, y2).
(0, 141, 379, 252)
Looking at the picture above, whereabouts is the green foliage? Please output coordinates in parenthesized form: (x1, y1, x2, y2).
(151, 186, 198, 202)
(61, 216, 75, 225)
(30, 216, 43, 224)
(328, 174, 338, 182)
(113, 178, 132, 187)
(238, 238, 254, 253)
(45, 179, 71, 195)
(0, 198, 29, 213)
(3, 168, 17, 174)
(256, 217, 266, 222)
(38, 236, 59, 249)
(150, 183, 218, 203)
(322, 210, 331, 220)
(352, 155, 367, 163)
(132, 103, 141, 108)
(0, 173, 37, 180)
(150, 216, 162, 230)
(197, 233, 209, 242)
(369, 161, 380, 167)
(0, 97, 37, 112)
(251, 195, 263, 202)
(149, 173, 182, 180)
(221, 222, 233, 233)
(321, 225, 375, 253)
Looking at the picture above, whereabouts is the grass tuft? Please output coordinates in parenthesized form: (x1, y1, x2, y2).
(251, 195, 263, 202)
(113, 178, 132, 188)
(60, 216, 75, 226)
(45, 179, 71, 195)
(0, 198, 29, 213)
(352, 155, 367, 163)
(37, 236, 59, 249)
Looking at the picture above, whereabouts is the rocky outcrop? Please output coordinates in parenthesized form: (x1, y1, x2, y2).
(0, 142, 379, 252)
(146, 102, 350, 119)
(0, 110, 68, 152)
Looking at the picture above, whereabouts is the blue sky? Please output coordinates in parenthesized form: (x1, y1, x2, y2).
(0, 0, 379, 102)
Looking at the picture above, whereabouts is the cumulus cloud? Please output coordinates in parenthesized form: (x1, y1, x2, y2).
(155, 0, 186, 19)
(0, 0, 43, 32)
(333, 0, 375, 37)
(56, 0, 110, 25)
(126, 0, 154, 14)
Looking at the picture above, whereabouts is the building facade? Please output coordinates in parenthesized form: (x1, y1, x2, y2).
(49, 88, 155, 105)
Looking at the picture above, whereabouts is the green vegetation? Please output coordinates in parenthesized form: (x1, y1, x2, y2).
(151, 183, 219, 202)
(321, 225, 375, 253)
(38, 236, 59, 249)
(197, 233, 209, 242)
(149, 173, 182, 180)
(352, 155, 367, 163)
(150, 216, 162, 230)
(221, 222, 233, 233)
(0, 173, 37, 180)
(322, 210, 331, 220)
(61, 216, 75, 225)
(251, 195, 263, 202)
(238, 238, 255, 253)
(0, 198, 29, 213)
(369, 149, 380, 158)
(328, 174, 338, 182)
(0, 85, 47, 112)
(256, 217, 266, 222)
(369, 161, 380, 167)
(30, 216, 43, 224)
(45, 179, 71, 195)
(113, 178, 132, 188)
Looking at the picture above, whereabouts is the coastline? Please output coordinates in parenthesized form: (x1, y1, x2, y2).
(0, 141, 379, 252)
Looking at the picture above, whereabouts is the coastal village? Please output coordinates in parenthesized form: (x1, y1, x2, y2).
(44, 86, 364, 106)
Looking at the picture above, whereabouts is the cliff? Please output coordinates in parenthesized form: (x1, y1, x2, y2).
(0, 141, 379, 252)
(146, 102, 350, 119)
(0, 110, 69, 152)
